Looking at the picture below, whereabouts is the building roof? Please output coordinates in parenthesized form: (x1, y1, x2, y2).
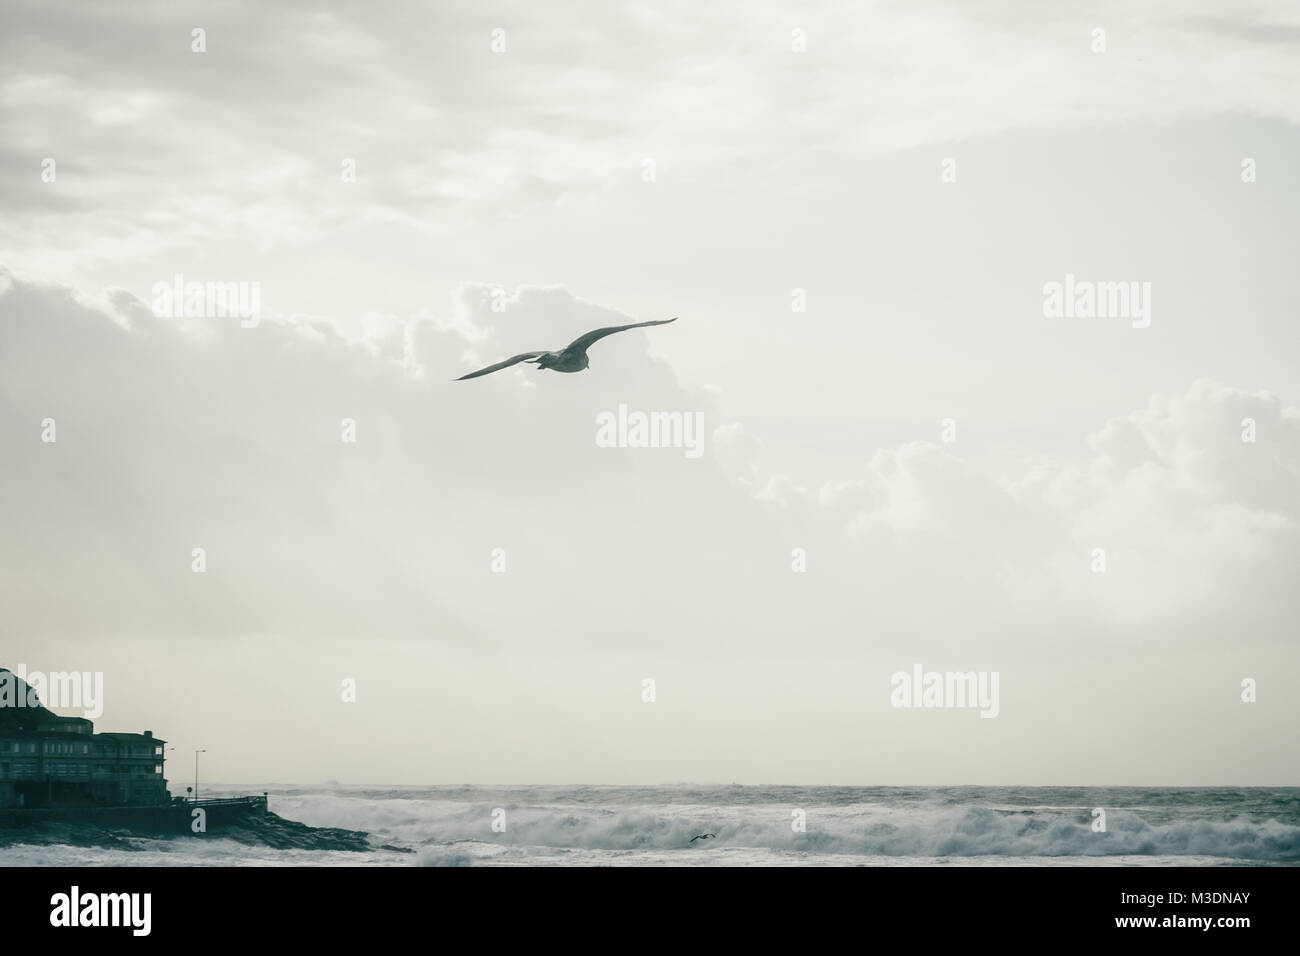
(96, 732, 166, 744)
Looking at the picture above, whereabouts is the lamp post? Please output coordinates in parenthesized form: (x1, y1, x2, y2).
(194, 749, 206, 804)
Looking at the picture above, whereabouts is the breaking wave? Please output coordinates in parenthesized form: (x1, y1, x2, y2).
(255, 787, 1300, 865)
(8, 786, 1297, 866)
(410, 805, 1300, 863)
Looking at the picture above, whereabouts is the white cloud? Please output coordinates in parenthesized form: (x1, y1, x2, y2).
(3, 269, 1295, 655)
(3, 269, 1297, 781)
(5, 0, 1300, 273)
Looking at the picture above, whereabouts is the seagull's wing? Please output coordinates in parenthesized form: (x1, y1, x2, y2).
(564, 317, 677, 354)
(454, 351, 546, 381)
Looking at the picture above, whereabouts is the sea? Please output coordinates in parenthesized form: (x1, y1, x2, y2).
(4, 785, 1298, 866)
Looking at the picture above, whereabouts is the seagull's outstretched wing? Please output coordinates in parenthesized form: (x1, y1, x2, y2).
(564, 317, 677, 354)
(455, 351, 546, 381)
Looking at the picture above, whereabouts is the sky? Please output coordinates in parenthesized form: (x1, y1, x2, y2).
(1, 0, 1297, 786)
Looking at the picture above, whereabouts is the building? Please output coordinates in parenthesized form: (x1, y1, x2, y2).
(0, 667, 169, 809)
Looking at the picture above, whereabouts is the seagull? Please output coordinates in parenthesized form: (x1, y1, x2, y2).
(454, 317, 678, 381)
(689, 833, 716, 844)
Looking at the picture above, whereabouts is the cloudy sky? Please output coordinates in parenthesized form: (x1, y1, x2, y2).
(1, 0, 1297, 785)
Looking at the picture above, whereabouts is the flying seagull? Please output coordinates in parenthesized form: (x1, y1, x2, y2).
(688, 833, 716, 844)
(454, 317, 677, 380)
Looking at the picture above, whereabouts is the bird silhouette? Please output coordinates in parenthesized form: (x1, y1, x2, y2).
(688, 833, 716, 844)
(454, 317, 677, 380)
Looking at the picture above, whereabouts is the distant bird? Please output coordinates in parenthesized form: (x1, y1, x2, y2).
(454, 317, 678, 381)
(689, 833, 716, 844)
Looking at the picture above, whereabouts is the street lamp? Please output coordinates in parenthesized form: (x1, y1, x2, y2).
(194, 749, 206, 804)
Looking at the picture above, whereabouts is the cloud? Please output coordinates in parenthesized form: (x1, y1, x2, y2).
(0, 269, 733, 649)
(3, 269, 1296, 666)
(5, 0, 1300, 273)
(1041, 381, 1300, 627)
(4, 268, 1297, 781)
(730, 380, 1300, 644)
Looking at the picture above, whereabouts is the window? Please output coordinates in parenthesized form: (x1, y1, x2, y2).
(154, 765, 162, 774)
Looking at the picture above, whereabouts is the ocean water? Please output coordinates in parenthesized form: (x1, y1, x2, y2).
(5, 785, 1299, 866)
